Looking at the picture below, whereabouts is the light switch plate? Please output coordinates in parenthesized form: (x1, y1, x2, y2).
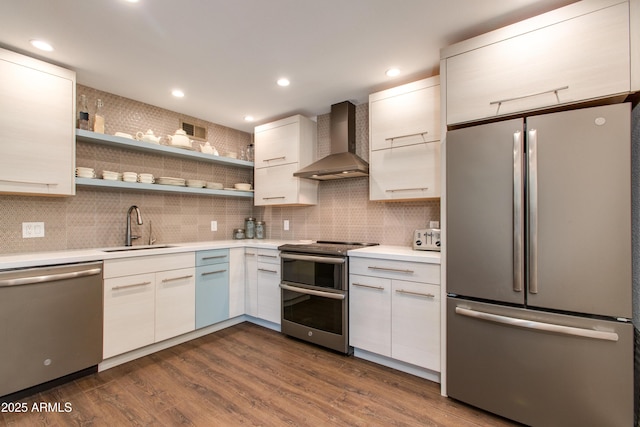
(211, 220, 217, 231)
(284, 220, 290, 231)
(23, 222, 45, 238)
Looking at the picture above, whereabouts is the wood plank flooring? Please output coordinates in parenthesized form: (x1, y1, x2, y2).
(1, 322, 521, 426)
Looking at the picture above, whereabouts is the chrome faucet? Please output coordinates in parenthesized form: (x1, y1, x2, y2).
(125, 205, 143, 246)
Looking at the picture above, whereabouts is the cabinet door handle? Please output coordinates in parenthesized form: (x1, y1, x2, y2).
(258, 254, 278, 258)
(161, 274, 194, 283)
(385, 132, 429, 142)
(201, 255, 227, 260)
(263, 156, 286, 162)
(201, 269, 227, 276)
(395, 289, 435, 298)
(258, 268, 278, 274)
(489, 85, 569, 113)
(385, 187, 428, 193)
(367, 266, 414, 274)
(112, 281, 151, 290)
(263, 196, 286, 200)
(352, 282, 385, 291)
(0, 178, 59, 186)
(245, 253, 256, 257)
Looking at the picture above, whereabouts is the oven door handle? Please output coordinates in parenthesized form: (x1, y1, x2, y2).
(280, 283, 346, 300)
(280, 253, 346, 264)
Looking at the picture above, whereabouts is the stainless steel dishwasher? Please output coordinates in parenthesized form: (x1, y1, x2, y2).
(0, 261, 103, 398)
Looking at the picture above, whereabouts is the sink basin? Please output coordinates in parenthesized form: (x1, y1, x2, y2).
(101, 244, 176, 253)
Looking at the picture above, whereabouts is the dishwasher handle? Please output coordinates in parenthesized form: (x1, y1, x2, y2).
(0, 266, 102, 288)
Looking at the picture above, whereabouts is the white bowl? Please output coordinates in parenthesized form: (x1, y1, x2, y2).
(206, 182, 223, 190)
(234, 183, 252, 191)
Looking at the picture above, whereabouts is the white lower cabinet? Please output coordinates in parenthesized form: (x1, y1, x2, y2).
(391, 280, 440, 371)
(229, 247, 246, 318)
(103, 253, 195, 359)
(156, 267, 196, 342)
(256, 249, 281, 324)
(244, 248, 258, 317)
(103, 272, 156, 359)
(349, 257, 440, 371)
(349, 275, 391, 356)
(244, 247, 281, 324)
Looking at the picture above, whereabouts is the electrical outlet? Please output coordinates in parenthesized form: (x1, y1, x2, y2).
(429, 221, 440, 229)
(211, 220, 217, 232)
(284, 220, 290, 231)
(22, 222, 45, 238)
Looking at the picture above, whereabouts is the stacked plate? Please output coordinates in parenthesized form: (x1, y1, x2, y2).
(156, 176, 186, 186)
(102, 170, 122, 181)
(186, 179, 205, 188)
(76, 167, 96, 178)
(138, 173, 154, 184)
(123, 172, 138, 183)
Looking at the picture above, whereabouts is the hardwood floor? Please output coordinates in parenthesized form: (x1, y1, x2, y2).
(1, 322, 520, 426)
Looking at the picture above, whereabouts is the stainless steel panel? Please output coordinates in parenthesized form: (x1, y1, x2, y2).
(527, 103, 632, 318)
(0, 262, 103, 397)
(446, 119, 524, 304)
(447, 298, 634, 427)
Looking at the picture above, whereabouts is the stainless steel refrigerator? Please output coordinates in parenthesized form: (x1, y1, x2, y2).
(446, 103, 634, 427)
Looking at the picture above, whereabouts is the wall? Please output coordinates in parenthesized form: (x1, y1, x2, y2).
(0, 86, 440, 255)
(255, 103, 441, 245)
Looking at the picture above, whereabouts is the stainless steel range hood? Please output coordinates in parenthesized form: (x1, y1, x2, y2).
(294, 101, 369, 180)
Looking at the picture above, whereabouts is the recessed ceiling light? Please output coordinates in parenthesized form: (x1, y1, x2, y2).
(244, 115, 255, 122)
(277, 78, 290, 87)
(385, 68, 401, 77)
(30, 39, 53, 52)
(124, 0, 139, 3)
(171, 89, 185, 98)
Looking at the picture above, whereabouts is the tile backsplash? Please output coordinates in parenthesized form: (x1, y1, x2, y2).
(0, 85, 439, 255)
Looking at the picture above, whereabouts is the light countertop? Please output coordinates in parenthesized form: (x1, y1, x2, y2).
(0, 241, 440, 270)
(348, 245, 441, 264)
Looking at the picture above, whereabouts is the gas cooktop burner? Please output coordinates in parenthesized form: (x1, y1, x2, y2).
(278, 240, 379, 256)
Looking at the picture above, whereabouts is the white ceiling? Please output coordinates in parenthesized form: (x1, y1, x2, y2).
(0, 0, 576, 133)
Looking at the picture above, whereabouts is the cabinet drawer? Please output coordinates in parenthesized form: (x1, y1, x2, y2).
(104, 252, 195, 278)
(257, 249, 280, 264)
(196, 249, 229, 266)
(349, 257, 440, 284)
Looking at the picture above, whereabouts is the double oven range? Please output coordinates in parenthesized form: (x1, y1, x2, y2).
(278, 241, 378, 354)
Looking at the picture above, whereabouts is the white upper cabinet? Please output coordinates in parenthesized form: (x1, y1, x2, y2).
(370, 77, 440, 151)
(254, 115, 318, 206)
(369, 76, 441, 201)
(0, 48, 76, 195)
(442, 0, 633, 126)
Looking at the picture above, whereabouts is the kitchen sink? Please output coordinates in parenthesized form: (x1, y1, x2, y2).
(101, 244, 176, 252)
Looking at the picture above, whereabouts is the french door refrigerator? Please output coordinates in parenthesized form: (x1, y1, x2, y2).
(446, 103, 634, 427)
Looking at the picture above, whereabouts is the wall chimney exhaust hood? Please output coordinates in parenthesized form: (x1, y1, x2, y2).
(294, 101, 369, 181)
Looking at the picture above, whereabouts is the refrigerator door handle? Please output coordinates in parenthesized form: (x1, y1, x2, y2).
(513, 131, 524, 293)
(528, 128, 539, 294)
(455, 306, 619, 342)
